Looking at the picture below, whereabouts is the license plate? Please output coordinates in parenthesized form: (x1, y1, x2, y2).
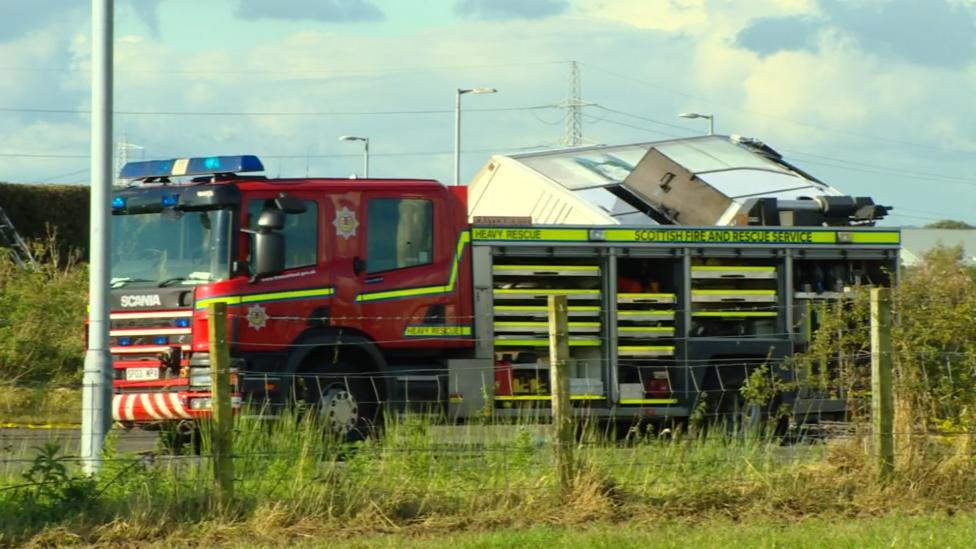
(126, 367, 160, 381)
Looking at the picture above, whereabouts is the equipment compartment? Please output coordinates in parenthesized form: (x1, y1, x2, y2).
(690, 258, 781, 338)
(616, 257, 680, 405)
(491, 257, 607, 405)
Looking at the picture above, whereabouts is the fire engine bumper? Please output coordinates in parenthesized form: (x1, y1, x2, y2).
(112, 391, 241, 422)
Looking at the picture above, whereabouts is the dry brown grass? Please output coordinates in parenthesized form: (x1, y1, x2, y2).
(13, 430, 975, 548)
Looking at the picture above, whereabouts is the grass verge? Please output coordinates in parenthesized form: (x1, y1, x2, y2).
(2, 411, 976, 546)
(331, 513, 976, 549)
(0, 386, 80, 427)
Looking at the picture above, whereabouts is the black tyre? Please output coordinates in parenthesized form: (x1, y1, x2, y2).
(297, 364, 383, 442)
(158, 422, 202, 455)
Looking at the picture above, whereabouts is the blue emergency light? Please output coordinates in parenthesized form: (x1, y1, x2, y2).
(119, 155, 264, 180)
(111, 196, 127, 210)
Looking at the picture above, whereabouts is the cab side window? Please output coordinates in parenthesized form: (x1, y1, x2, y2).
(247, 199, 318, 270)
(367, 198, 433, 273)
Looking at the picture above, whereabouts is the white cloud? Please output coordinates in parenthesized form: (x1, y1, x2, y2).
(578, 0, 819, 33)
(1, 0, 975, 225)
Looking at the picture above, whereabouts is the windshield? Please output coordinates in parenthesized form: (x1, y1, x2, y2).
(111, 208, 232, 286)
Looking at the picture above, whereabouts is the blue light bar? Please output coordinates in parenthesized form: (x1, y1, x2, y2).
(153, 336, 169, 345)
(118, 337, 132, 346)
(119, 155, 264, 180)
(112, 196, 126, 210)
(174, 318, 191, 328)
(161, 194, 179, 207)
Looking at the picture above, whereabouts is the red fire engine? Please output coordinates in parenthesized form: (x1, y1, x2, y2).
(104, 149, 899, 437)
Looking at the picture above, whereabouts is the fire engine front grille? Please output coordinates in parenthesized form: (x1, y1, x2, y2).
(109, 309, 193, 349)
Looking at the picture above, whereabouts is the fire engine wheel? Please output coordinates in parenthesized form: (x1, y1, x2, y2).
(298, 370, 381, 442)
(318, 386, 359, 436)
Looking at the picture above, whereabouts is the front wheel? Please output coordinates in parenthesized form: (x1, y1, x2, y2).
(300, 369, 382, 442)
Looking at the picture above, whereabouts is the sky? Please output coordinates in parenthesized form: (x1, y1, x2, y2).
(1, 0, 975, 227)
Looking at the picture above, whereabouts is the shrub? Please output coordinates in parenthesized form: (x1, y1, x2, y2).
(0, 235, 87, 384)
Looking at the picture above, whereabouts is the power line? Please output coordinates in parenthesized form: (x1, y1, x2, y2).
(0, 59, 568, 76)
(787, 157, 976, 188)
(0, 145, 550, 162)
(587, 114, 687, 139)
(782, 150, 976, 186)
(592, 105, 699, 134)
(0, 104, 558, 117)
(597, 105, 976, 188)
(0, 152, 88, 158)
(582, 62, 976, 156)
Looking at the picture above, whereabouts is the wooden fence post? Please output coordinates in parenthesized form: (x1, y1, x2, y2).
(208, 302, 234, 507)
(548, 295, 573, 494)
(871, 287, 894, 478)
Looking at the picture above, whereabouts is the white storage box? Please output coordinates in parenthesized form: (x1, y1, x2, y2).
(618, 383, 644, 401)
(570, 378, 604, 395)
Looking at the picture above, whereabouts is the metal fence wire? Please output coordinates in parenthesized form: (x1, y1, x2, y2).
(3, 290, 975, 495)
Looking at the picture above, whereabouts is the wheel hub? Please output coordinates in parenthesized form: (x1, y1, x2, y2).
(319, 387, 358, 434)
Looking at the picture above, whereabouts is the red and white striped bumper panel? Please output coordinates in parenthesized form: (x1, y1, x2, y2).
(112, 392, 193, 422)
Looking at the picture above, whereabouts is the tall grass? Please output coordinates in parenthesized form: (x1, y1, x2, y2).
(0, 234, 86, 385)
(2, 242, 976, 543)
(3, 409, 976, 545)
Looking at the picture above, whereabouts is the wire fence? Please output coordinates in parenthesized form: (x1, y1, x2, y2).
(5, 290, 976, 506)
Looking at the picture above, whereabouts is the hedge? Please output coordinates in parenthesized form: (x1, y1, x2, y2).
(0, 183, 89, 253)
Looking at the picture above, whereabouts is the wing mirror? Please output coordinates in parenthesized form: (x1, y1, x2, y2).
(253, 232, 285, 278)
(256, 208, 285, 231)
(275, 196, 307, 214)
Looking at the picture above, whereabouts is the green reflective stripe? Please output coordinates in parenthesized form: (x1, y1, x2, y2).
(618, 326, 673, 332)
(474, 226, 899, 246)
(494, 289, 600, 296)
(494, 306, 601, 312)
(692, 311, 778, 317)
(403, 325, 472, 337)
(195, 296, 242, 308)
(357, 284, 451, 302)
(240, 288, 334, 303)
(691, 266, 775, 271)
(494, 395, 605, 401)
(446, 230, 471, 289)
(850, 232, 900, 244)
(619, 398, 678, 405)
(692, 289, 776, 295)
(493, 265, 599, 272)
(196, 287, 334, 309)
(494, 339, 601, 347)
(472, 227, 589, 241)
(357, 231, 470, 302)
(493, 321, 600, 327)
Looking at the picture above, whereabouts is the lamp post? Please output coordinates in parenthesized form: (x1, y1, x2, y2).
(454, 87, 497, 186)
(678, 112, 715, 136)
(82, 0, 113, 476)
(338, 135, 369, 178)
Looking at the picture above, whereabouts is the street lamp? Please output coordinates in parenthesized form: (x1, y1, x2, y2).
(679, 112, 715, 136)
(454, 87, 497, 186)
(338, 135, 369, 178)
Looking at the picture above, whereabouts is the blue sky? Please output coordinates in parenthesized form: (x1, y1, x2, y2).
(1, 0, 975, 227)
